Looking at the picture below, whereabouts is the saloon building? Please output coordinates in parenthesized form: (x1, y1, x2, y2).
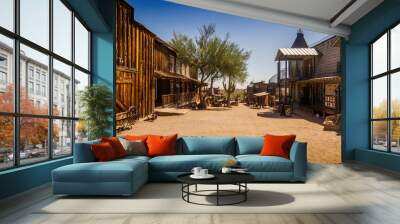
(275, 30, 341, 116)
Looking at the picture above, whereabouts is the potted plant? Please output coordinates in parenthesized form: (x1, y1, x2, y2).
(79, 84, 113, 140)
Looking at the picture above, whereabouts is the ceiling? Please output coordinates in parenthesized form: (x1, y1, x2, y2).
(167, 0, 384, 38)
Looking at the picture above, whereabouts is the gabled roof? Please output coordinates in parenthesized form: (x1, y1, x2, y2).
(275, 48, 319, 61)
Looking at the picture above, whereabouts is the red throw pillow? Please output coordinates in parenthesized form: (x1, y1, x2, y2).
(260, 134, 296, 159)
(101, 137, 126, 158)
(91, 142, 117, 162)
(125, 135, 149, 142)
(146, 134, 178, 157)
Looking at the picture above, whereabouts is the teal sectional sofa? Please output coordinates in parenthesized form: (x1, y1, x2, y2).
(52, 136, 307, 196)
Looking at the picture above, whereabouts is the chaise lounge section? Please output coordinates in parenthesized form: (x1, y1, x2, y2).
(52, 136, 307, 196)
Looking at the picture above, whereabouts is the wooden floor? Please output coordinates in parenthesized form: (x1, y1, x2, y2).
(1, 163, 400, 224)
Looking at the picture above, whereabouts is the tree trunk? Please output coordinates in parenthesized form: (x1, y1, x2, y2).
(210, 77, 215, 95)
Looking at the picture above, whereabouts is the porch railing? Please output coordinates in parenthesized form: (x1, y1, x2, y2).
(161, 92, 196, 108)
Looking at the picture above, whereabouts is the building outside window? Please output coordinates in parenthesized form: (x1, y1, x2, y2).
(0, 0, 91, 170)
(371, 23, 400, 154)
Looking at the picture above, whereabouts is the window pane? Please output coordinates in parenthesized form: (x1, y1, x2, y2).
(391, 72, 400, 118)
(53, 0, 72, 60)
(20, 117, 49, 165)
(372, 76, 387, 119)
(391, 120, 400, 153)
(372, 33, 387, 76)
(391, 24, 400, 70)
(0, 34, 14, 112)
(53, 59, 72, 117)
(75, 120, 88, 143)
(75, 18, 89, 70)
(0, 116, 14, 170)
(0, 0, 14, 31)
(20, 0, 49, 49)
(372, 121, 388, 151)
(53, 119, 72, 157)
(74, 69, 89, 118)
(20, 44, 49, 115)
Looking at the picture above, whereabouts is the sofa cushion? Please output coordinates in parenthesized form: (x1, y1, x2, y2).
(236, 136, 264, 155)
(53, 158, 147, 183)
(149, 154, 235, 172)
(260, 134, 296, 159)
(236, 155, 293, 172)
(119, 138, 147, 156)
(91, 142, 118, 162)
(147, 134, 178, 157)
(101, 137, 127, 158)
(178, 137, 236, 155)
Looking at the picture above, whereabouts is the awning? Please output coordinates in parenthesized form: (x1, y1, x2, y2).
(154, 70, 201, 84)
(254, 92, 269, 97)
(275, 48, 319, 61)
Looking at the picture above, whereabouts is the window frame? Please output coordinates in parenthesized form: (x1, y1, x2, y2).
(370, 21, 400, 154)
(0, 0, 92, 171)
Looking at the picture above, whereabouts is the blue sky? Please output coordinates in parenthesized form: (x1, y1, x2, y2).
(128, 0, 329, 88)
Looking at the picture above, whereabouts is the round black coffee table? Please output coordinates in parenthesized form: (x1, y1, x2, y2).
(177, 173, 255, 206)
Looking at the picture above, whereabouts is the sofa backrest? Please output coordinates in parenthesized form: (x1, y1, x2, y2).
(177, 137, 236, 155)
(235, 136, 264, 155)
(73, 139, 100, 163)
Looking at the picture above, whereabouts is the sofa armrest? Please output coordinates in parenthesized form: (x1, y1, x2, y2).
(289, 141, 307, 182)
(73, 140, 100, 163)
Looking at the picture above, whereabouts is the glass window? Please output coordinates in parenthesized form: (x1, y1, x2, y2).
(372, 33, 387, 76)
(0, 35, 14, 113)
(53, 0, 72, 60)
(75, 120, 88, 143)
(0, 116, 14, 169)
(372, 76, 387, 119)
(74, 18, 89, 70)
(20, 44, 49, 115)
(371, 24, 400, 154)
(74, 69, 89, 118)
(391, 24, 400, 70)
(20, 0, 49, 49)
(391, 72, 400, 117)
(53, 59, 72, 117)
(0, 0, 91, 170)
(0, 0, 14, 31)
(19, 117, 49, 165)
(53, 119, 72, 158)
(372, 121, 388, 151)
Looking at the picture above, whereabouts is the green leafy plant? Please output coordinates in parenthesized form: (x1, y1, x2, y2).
(79, 84, 113, 140)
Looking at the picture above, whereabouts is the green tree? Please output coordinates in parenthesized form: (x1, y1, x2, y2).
(219, 42, 250, 107)
(170, 24, 228, 109)
(79, 84, 113, 140)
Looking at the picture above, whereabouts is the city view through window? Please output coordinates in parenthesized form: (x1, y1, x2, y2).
(0, 0, 90, 170)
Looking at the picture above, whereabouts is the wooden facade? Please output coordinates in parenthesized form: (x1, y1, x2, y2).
(116, 0, 155, 119)
(274, 33, 342, 116)
(154, 38, 199, 108)
(115, 0, 199, 124)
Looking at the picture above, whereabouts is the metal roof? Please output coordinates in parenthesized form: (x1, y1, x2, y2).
(275, 48, 319, 61)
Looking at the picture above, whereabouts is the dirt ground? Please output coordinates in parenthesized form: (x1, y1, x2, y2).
(119, 104, 341, 164)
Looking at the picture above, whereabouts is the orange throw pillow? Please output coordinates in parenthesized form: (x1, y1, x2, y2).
(260, 134, 296, 159)
(125, 135, 149, 142)
(91, 142, 117, 162)
(146, 134, 178, 157)
(101, 137, 126, 158)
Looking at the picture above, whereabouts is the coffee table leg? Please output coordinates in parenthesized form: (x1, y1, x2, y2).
(245, 183, 247, 201)
(216, 184, 219, 206)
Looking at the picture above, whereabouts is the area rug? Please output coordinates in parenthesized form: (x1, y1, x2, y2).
(37, 183, 361, 214)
